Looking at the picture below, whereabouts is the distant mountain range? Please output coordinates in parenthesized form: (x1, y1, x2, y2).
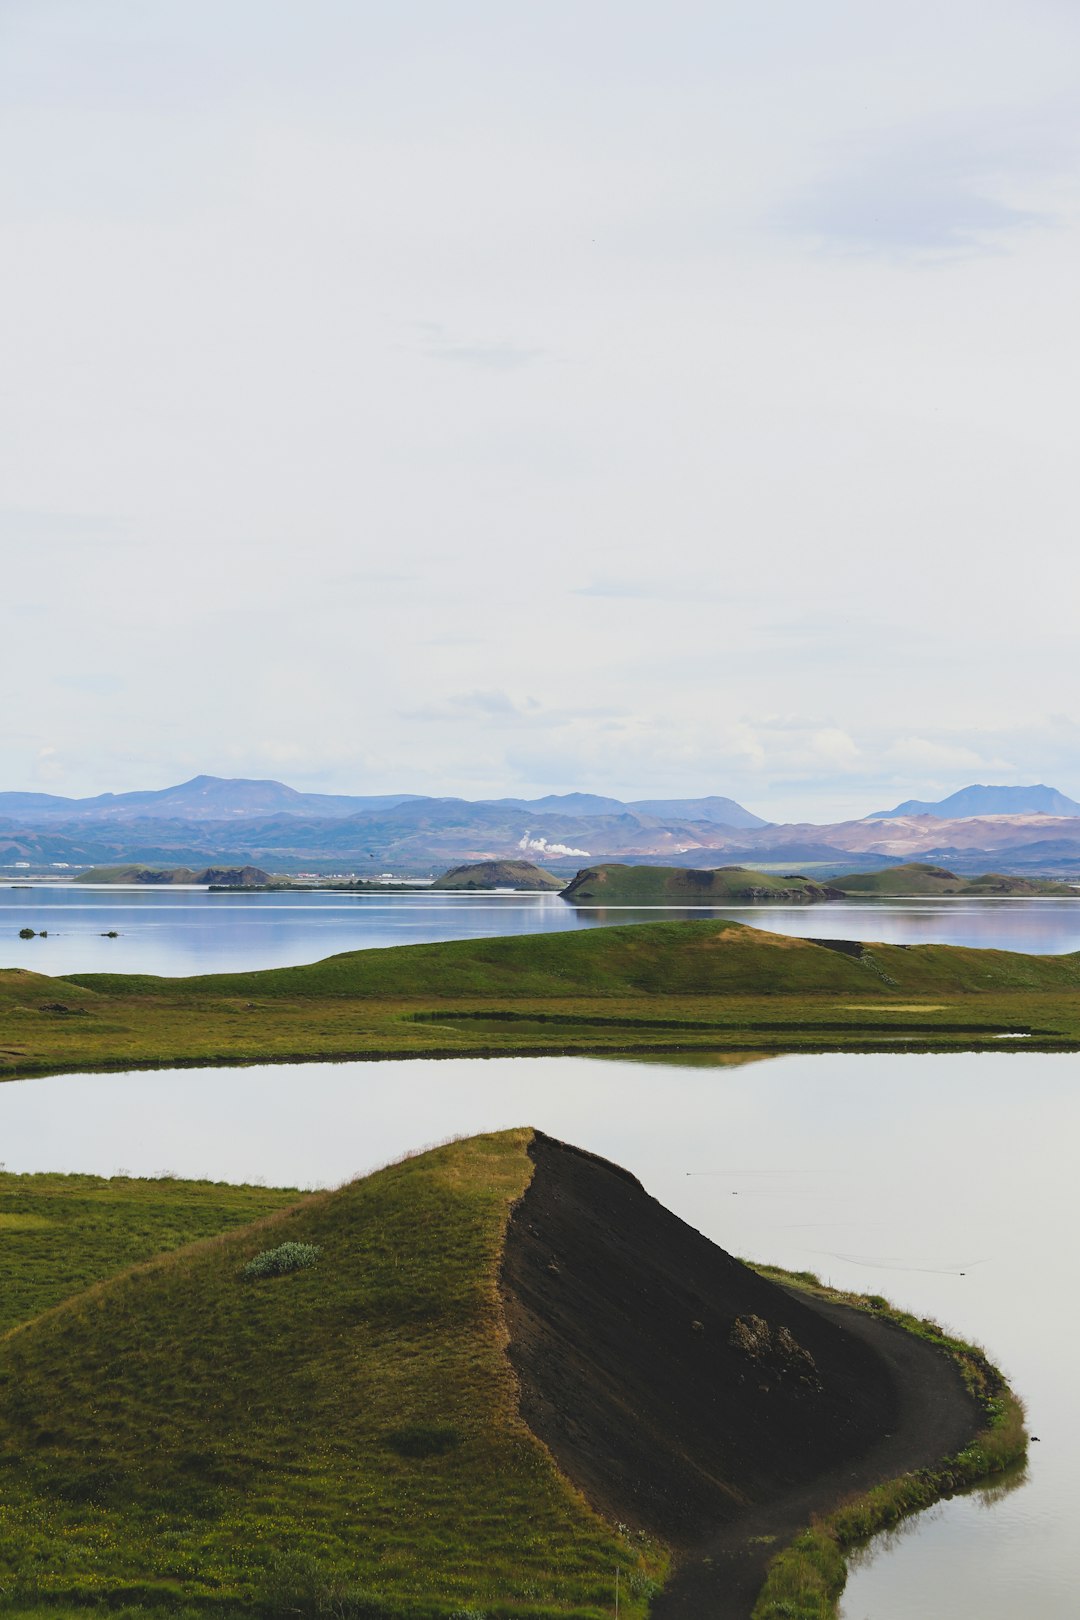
(0, 778, 767, 831)
(868, 784, 1080, 819)
(0, 775, 426, 822)
(484, 793, 767, 829)
(4, 775, 1080, 876)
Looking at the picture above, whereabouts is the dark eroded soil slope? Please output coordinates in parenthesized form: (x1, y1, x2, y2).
(502, 1131, 981, 1613)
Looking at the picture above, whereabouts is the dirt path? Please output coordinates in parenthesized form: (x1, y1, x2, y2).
(650, 1294, 980, 1618)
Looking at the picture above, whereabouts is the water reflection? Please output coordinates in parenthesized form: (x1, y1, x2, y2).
(841, 1462, 1037, 1618)
(4, 884, 1080, 978)
(596, 1050, 778, 1070)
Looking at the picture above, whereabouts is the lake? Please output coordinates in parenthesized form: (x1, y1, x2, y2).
(3, 885, 1077, 1613)
(1, 1047, 1075, 1616)
(5, 882, 1080, 976)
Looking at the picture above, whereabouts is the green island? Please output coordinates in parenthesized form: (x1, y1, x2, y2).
(828, 861, 1077, 897)
(74, 866, 271, 888)
(431, 861, 564, 891)
(560, 866, 842, 903)
(5, 916, 1080, 1080)
(66, 857, 1080, 900)
(0, 1129, 1024, 1620)
(561, 861, 1078, 903)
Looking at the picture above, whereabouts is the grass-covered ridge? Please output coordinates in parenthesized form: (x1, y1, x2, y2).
(0, 1131, 664, 1618)
(5, 917, 1080, 1078)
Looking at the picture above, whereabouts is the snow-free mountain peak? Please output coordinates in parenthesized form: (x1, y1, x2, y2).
(868, 784, 1080, 820)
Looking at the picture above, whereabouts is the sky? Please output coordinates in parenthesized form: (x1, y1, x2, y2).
(3, 0, 1080, 822)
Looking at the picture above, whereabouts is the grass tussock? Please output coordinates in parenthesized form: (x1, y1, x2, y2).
(748, 1268, 1028, 1620)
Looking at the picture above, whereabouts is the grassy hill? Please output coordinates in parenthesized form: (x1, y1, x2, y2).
(73, 864, 203, 884)
(0, 1130, 1018, 1619)
(0, 1132, 665, 1618)
(561, 865, 841, 904)
(431, 860, 563, 891)
(4, 917, 1080, 1077)
(832, 862, 1077, 897)
(74, 865, 271, 886)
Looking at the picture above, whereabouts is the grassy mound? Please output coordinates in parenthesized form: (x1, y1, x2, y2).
(832, 862, 1075, 897)
(0, 1131, 664, 1618)
(0, 1132, 1022, 1620)
(431, 861, 563, 891)
(73, 865, 271, 886)
(561, 865, 840, 904)
(5, 917, 1080, 1077)
(73, 865, 202, 884)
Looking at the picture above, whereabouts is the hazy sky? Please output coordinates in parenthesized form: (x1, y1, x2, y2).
(4, 0, 1080, 820)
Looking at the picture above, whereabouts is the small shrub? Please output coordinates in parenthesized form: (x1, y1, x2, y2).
(241, 1241, 322, 1280)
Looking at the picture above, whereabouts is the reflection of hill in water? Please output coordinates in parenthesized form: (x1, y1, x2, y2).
(847, 1458, 1029, 1575)
(965, 1459, 1030, 1509)
(586, 1049, 779, 1071)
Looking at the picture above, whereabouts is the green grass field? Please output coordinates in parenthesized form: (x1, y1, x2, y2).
(0, 1172, 300, 1334)
(2, 917, 1080, 1081)
(0, 1133, 663, 1619)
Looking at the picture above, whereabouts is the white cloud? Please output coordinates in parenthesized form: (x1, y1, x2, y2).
(3, 2, 1080, 817)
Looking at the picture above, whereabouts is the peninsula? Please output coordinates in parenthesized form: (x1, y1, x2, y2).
(0, 1129, 1023, 1619)
(560, 861, 1078, 903)
(5, 918, 1080, 1079)
(561, 864, 842, 903)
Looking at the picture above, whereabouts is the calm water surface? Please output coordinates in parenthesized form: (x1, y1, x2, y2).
(0, 1049, 1075, 1616)
(4, 883, 1080, 975)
